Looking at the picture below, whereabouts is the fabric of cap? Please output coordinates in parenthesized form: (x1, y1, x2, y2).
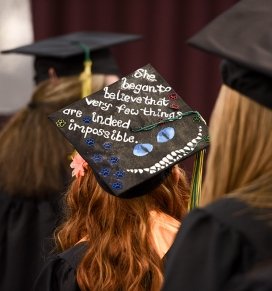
(187, 0, 272, 109)
(221, 60, 272, 109)
(34, 49, 119, 83)
(187, 0, 272, 78)
(49, 64, 209, 197)
(2, 31, 142, 83)
(2, 31, 142, 58)
(93, 167, 171, 199)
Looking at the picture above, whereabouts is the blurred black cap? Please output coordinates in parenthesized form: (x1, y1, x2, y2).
(2, 31, 142, 83)
(187, 0, 272, 109)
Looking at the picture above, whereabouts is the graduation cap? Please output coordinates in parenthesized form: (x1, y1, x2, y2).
(187, 0, 272, 109)
(2, 31, 142, 85)
(49, 64, 209, 200)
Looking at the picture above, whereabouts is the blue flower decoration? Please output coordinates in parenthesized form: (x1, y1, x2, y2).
(103, 142, 112, 150)
(114, 170, 125, 179)
(109, 156, 119, 165)
(112, 181, 123, 190)
(100, 168, 111, 177)
(91, 154, 103, 163)
(85, 138, 95, 146)
(82, 116, 92, 124)
(133, 144, 153, 157)
(157, 127, 175, 143)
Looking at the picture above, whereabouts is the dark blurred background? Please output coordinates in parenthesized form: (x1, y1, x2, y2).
(0, 0, 238, 172)
(31, 0, 238, 122)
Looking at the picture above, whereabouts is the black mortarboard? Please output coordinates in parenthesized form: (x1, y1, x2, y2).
(50, 64, 209, 198)
(2, 31, 142, 83)
(187, 0, 272, 109)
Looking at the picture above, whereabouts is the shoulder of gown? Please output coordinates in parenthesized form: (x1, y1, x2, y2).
(224, 260, 272, 291)
(34, 242, 88, 291)
(0, 191, 63, 291)
(163, 197, 272, 291)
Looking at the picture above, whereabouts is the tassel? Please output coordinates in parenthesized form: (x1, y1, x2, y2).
(70, 43, 93, 160)
(189, 149, 205, 210)
(80, 60, 92, 98)
(77, 42, 92, 98)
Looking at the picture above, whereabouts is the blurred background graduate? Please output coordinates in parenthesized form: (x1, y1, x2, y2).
(163, 0, 272, 290)
(0, 32, 140, 291)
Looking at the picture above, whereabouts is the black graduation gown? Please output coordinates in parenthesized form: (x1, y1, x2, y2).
(0, 192, 62, 291)
(34, 237, 169, 290)
(163, 197, 272, 291)
(34, 242, 87, 291)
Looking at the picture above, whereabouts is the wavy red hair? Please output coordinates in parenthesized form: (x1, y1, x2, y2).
(56, 165, 189, 290)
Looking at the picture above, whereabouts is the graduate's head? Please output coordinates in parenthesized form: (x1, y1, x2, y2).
(61, 160, 189, 240)
(50, 64, 209, 200)
(186, 0, 272, 207)
(53, 64, 209, 290)
(54, 63, 210, 245)
(57, 162, 189, 291)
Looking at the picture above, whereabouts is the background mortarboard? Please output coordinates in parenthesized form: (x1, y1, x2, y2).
(2, 31, 142, 83)
(187, 0, 272, 109)
(50, 64, 209, 198)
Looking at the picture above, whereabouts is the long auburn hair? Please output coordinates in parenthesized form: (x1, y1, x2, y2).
(202, 84, 272, 209)
(56, 165, 189, 290)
